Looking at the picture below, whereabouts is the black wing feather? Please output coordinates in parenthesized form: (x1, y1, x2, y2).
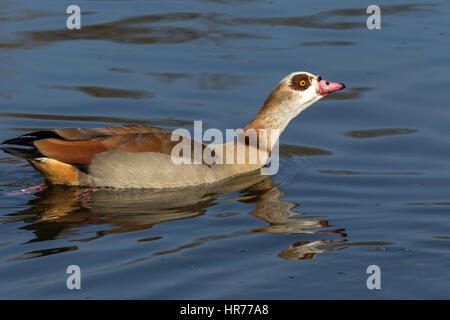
(1, 130, 61, 147)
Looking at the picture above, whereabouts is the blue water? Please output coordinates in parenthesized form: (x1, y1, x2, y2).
(0, 0, 449, 299)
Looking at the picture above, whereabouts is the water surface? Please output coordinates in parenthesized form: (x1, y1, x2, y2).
(0, 0, 449, 299)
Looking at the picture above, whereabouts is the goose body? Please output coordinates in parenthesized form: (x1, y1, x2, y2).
(1, 72, 344, 189)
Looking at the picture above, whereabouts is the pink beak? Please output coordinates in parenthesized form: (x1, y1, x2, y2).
(318, 79, 346, 96)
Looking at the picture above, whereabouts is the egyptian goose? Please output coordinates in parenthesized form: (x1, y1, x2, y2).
(1, 72, 344, 189)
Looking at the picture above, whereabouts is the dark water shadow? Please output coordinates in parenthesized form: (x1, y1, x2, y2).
(318, 169, 419, 176)
(1, 3, 440, 50)
(47, 85, 155, 99)
(279, 144, 332, 158)
(405, 202, 450, 206)
(1, 171, 345, 261)
(216, 3, 440, 30)
(299, 41, 356, 47)
(4, 12, 267, 50)
(0, 3, 59, 24)
(325, 87, 372, 100)
(345, 128, 418, 139)
(146, 72, 244, 91)
(0, 3, 95, 23)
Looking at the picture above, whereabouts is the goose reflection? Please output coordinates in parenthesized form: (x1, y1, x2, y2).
(4, 165, 346, 261)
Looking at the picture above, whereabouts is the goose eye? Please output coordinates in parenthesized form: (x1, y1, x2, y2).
(289, 74, 310, 91)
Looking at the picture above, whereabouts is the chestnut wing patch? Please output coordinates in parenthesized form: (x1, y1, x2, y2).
(54, 125, 171, 141)
(34, 138, 109, 165)
(33, 126, 175, 165)
(34, 131, 211, 166)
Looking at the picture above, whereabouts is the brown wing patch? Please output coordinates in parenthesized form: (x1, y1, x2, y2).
(97, 133, 176, 154)
(27, 158, 79, 185)
(53, 128, 109, 141)
(53, 125, 171, 141)
(34, 138, 109, 164)
(34, 127, 208, 166)
(100, 125, 171, 136)
(97, 132, 212, 164)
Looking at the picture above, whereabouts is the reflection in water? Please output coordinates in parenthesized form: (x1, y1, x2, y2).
(0, 157, 22, 165)
(279, 241, 344, 260)
(2, 170, 345, 261)
(4, 246, 78, 262)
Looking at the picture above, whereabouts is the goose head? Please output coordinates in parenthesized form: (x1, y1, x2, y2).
(247, 71, 346, 132)
(275, 71, 345, 117)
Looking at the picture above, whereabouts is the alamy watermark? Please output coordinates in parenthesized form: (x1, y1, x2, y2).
(170, 121, 280, 175)
(66, 5, 381, 32)
(366, 5, 381, 30)
(66, 265, 81, 290)
(66, 5, 81, 30)
(366, 265, 381, 290)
